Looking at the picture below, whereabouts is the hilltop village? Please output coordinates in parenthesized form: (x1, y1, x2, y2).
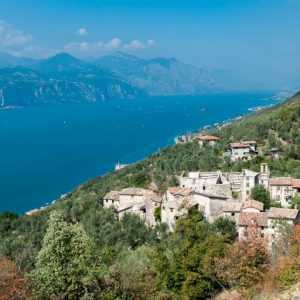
(104, 136, 300, 246)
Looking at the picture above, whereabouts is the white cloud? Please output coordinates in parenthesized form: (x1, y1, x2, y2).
(105, 38, 122, 48)
(64, 38, 156, 57)
(124, 39, 156, 50)
(77, 28, 88, 36)
(0, 20, 32, 49)
(64, 41, 105, 53)
(64, 38, 122, 54)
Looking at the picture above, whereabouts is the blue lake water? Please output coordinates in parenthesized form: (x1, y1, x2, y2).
(0, 92, 276, 213)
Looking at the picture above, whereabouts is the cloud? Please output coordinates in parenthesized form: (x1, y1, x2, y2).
(0, 20, 32, 49)
(64, 38, 122, 54)
(64, 38, 155, 56)
(105, 38, 122, 48)
(124, 39, 156, 50)
(77, 28, 88, 36)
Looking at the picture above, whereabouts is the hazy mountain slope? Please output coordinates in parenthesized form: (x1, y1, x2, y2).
(0, 53, 36, 68)
(96, 51, 218, 95)
(0, 54, 146, 107)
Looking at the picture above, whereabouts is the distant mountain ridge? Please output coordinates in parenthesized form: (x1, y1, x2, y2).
(0, 52, 218, 107)
(95, 51, 218, 95)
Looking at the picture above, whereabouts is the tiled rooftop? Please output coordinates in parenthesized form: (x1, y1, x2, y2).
(268, 207, 299, 219)
(241, 199, 264, 211)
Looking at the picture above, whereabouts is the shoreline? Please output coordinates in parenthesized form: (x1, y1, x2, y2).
(24, 101, 281, 216)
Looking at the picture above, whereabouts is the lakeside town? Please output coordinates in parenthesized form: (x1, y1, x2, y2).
(102, 137, 300, 247)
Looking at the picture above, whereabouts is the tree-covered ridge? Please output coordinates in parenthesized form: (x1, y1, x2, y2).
(1, 92, 300, 298)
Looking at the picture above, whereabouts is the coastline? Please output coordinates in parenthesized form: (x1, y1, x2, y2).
(23, 99, 283, 216)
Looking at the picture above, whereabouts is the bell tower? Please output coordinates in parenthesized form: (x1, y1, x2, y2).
(260, 163, 270, 189)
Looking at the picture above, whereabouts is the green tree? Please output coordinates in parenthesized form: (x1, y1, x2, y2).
(154, 207, 162, 222)
(28, 211, 104, 299)
(251, 185, 271, 209)
(291, 196, 300, 209)
(213, 217, 237, 241)
(151, 209, 230, 299)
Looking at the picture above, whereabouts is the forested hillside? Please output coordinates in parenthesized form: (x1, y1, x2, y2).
(1, 92, 300, 299)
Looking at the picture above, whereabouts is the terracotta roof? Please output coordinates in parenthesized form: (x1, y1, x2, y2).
(197, 135, 219, 141)
(223, 202, 242, 212)
(241, 199, 264, 211)
(238, 212, 268, 227)
(229, 142, 250, 148)
(292, 179, 300, 189)
(104, 191, 120, 201)
(105, 188, 162, 203)
(168, 187, 194, 197)
(268, 207, 299, 220)
(269, 177, 293, 186)
(120, 188, 162, 203)
(25, 209, 40, 216)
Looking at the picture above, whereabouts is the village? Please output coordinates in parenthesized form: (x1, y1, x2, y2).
(104, 136, 300, 247)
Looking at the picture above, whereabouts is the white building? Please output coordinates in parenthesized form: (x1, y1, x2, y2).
(103, 188, 162, 226)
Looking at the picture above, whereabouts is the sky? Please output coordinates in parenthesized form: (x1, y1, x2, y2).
(0, 0, 299, 90)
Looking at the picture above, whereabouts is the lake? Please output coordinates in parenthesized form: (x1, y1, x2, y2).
(0, 92, 276, 213)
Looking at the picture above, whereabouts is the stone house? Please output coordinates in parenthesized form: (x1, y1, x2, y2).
(230, 200, 300, 245)
(229, 140, 257, 161)
(237, 211, 269, 241)
(197, 135, 219, 148)
(241, 199, 264, 212)
(179, 171, 232, 199)
(179, 163, 270, 202)
(267, 207, 300, 247)
(103, 188, 162, 226)
(269, 177, 300, 207)
(161, 187, 196, 228)
(222, 202, 242, 222)
(161, 186, 228, 229)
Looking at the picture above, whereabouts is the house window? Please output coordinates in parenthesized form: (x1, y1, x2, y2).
(277, 187, 280, 191)
(203, 186, 206, 191)
(112, 200, 114, 204)
(231, 212, 235, 216)
(261, 226, 264, 230)
(246, 183, 250, 187)
(261, 233, 264, 238)
(106, 199, 108, 203)
(155, 203, 157, 206)
(246, 191, 250, 195)
(163, 206, 165, 210)
(246, 177, 249, 181)
(170, 208, 174, 212)
(174, 216, 179, 220)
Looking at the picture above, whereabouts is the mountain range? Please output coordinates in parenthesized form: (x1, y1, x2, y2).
(0, 52, 218, 107)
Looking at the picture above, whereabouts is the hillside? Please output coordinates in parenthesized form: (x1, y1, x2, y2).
(96, 51, 218, 95)
(1, 92, 300, 299)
